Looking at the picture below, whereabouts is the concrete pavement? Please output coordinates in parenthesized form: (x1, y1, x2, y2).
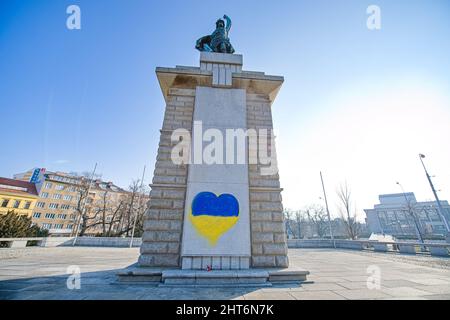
(0, 247, 449, 300)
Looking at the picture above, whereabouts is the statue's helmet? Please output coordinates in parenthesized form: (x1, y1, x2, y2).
(216, 19, 225, 28)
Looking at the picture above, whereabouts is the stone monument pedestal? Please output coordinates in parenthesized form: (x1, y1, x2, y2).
(117, 266, 309, 286)
(118, 52, 309, 285)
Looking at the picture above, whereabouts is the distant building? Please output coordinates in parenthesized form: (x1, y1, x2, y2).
(364, 193, 450, 239)
(14, 168, 135, 236)
(0, 177, 39, 218)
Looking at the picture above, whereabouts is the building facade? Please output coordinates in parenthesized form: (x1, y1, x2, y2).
(14, 168, 134, 236)
(0, 177, 39, 218)
(364, 193, 450, 239)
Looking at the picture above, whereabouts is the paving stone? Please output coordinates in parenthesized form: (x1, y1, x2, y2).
(411, 284, 450, 294)
(1, 247, 450, 300)
(378, 296, 429, 300)
(408, 278, 450, 286)
(422, 294, 450, 300)
(302, 283, 348, 291)
(381, 286, 434, 297)
(290, 291, 347, 300)
(334, 289, 392, 300)
(244, 292, 295, 300)
(381, 279, 425, 288)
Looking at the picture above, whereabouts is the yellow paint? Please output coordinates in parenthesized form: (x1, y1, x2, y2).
(0, 193, 37, 218)
(189, 212, 239, 246)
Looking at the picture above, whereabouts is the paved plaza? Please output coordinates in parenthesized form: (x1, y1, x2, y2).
(0, 247, 449, 300)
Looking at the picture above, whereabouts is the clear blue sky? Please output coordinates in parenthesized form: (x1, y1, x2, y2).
(1, 0, 449, 216)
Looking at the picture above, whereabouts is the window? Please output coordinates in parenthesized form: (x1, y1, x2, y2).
(36, 202, 45, 208)
(1, 199, 9, 207)
(45, 213, 56, 219)
(42, 223, 52, 229)
(70, 214, 76, 220)
(67, 224, 73, 229)
(430, 215, 440, 222)
(33, 212, 41, 218)
(69, 186, 77, 192)
(45, 182, 52, 189)
(13, 200, 21, 208)
(53, 224, 63, 229)
(61, 204, 70, 210)
(24, 201, 32, 209)
(48, 203, 59, 209)
(57, 214, 67, 219)
(53, 194, 62, 200)
(55, 184, 64, 191)
(41, 192, 49, 198)
(63, 195, 73, 201)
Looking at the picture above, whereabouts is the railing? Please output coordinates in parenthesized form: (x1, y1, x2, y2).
(0, 238, 45, 248)
(2, 237, 448, 257)
(288, 239, 450, 257)
(0, 237, 142, 248)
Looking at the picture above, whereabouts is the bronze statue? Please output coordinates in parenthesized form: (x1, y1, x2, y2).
(196, 15, 235, 54)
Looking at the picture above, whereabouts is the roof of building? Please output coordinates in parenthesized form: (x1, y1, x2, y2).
(14, 168, 133, 195)
(0, 177, 39, 197)
(44, 171, 128, 193)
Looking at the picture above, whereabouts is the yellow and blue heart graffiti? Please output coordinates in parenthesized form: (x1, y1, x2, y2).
(189, 192, 240, 246)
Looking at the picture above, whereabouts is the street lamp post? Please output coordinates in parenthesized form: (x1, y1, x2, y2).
(418, 154, 450, 240)
(396, 182, 424, 244)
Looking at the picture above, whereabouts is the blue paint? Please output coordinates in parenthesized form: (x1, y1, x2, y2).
(192, 192, 239, 217)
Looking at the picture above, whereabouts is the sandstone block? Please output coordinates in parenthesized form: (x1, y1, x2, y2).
(262, 222, 285, 233)
(252, 256, 276, 268)
(140, 242, 168, 254)
(263, 243, 287, 255)
(138, 254, 179, 267)
(144, 220, 171, 231)
(275, 255, 289, 268)
(252, 232, 274, 243)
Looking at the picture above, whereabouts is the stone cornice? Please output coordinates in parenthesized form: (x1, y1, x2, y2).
(156, 67, 283, 104)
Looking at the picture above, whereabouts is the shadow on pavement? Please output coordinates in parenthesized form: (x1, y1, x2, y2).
(0, 267, 288, 300)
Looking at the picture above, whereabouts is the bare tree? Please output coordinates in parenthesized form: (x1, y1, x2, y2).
(294, 210, 304, 239)
(88, 190, 127, 237)
(284, 209, 295, 239)
(72, 174, 96, 237)
(69, 170, 150, 238)
(303, 204, 328, 238)
(114, 179, 149, 237)
(336, 182, 360, 240)
(71, 172, 128, 237)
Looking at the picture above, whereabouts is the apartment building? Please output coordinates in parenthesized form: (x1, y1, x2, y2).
(14, 168, 132, 236)
(0, 177, 39, 218)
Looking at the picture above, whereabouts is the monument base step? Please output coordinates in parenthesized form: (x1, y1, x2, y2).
(116, 265, 163, 283)
(117, 265, 309, 287)
(162, 270, 270, 286)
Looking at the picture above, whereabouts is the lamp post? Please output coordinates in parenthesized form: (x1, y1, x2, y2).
(396, 181, 424, 244)
(320, 171, 335, 248)
(418, 154, 450, 239)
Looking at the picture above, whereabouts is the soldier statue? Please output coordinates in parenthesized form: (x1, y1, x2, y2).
(196, 15, 235, 54)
